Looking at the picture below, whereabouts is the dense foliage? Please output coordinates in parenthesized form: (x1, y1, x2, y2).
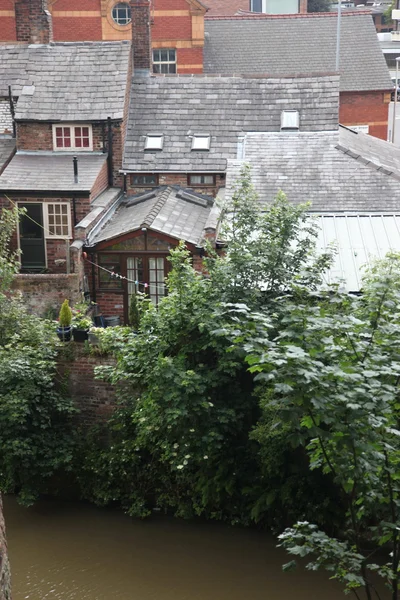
(227, 257, 400, 599)
(0, 208, 77, 505)
(77, 167, 339, 528)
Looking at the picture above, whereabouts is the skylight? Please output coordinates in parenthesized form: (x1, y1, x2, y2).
(145, 134, 164, 151)
(191, 134, 211, 151)
(281, 110, 300, 131)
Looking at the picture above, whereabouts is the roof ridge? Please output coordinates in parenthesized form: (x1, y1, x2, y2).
(335, 143, 400, 182)
(205, 10, 372, 20)
(142, 186, 172, 228)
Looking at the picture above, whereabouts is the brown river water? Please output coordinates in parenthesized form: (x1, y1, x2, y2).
(3, 495, 362, 600)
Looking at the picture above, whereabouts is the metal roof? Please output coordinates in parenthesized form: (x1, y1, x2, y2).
(315, 213, 400, 292)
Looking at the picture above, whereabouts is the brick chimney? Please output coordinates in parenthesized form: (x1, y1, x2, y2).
(299, 0, 308, 13)
(15, 0, 53, 44)
(130, 0, 152, 74)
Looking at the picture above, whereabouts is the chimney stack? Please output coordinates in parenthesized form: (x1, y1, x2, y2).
(15, 0, 53, 44)
(130, 0, 152, 74)
(299, 0, 308, 13)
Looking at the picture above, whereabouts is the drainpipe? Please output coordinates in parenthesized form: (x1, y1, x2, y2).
(107, 117, 113, 187)
(8, 86, 16, 138)
(91, 255, 97, 302)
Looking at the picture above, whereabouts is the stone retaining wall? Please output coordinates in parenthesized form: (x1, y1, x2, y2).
(0, 496, 11, 600)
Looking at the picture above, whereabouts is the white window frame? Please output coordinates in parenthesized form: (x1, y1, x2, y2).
(251, 0, 299, 13)
(191, 134, 211, 151)
(188, 174, 215, 186)
(52, 124, 93, 151)
(44, 202, 72, 239)
(152, 49, 177, 74)
(145, 134, 164, 151)
(281, 110, 300, 131)
(111, 2, 131, 25)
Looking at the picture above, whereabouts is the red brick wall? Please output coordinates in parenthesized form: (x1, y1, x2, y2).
(57, 345, 117, 426)
(128, 171, 225, 197)
(17, 122, 53, 151)
(177, 47, 203, 72)
(339, 90, 390, 141)
(0, 193, 92, 273)
(11, 273, 81, 316)
(0, 0, 16, 41)
(17, 122, 108, 152)
(53, 16, 102, 41)
(152, 16, 192, 41)
(92, 290, 125, 321)
(90, 160, 109, 201)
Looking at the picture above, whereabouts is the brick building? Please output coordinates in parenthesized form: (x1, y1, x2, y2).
(204, 11, 393, 140)
(0, 0, 206, 74)
(0, 39, 132, 276)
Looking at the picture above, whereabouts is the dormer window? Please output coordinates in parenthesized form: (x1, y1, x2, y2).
(53, 124, 93, 151)
(191, 134, 211, 151)
(281, 110, 300, 131)
(145, 134, 164, 151)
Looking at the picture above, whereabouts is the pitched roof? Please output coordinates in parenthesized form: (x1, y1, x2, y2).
(87, 186, 216, 247)
(316, 214, 400, 292)
(0, 42, 131, 121)
(0, 152, 107, 193)
(204, 13, 392, 92)
(203, 0, 249, 16)
(225, 126, 400, 212)
(123, 73, 339, 172)
(0, 138, 16, 174)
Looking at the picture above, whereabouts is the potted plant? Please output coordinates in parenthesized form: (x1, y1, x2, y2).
(72, 310, 93, 342)
(57, 299, 72, 342)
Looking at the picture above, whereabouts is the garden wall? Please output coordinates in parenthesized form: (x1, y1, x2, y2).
(11, 274, 81, 318)
(57, 344, 118, 426)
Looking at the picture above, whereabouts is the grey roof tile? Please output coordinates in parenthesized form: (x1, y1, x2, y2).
(123, 73, 340, 172)
(0, 42, 131, 122)
(225, 126, 400, 212)
(0, 152, 107, 192)
(0, 138, 16, 173)
(204, 13, 392, 92)
(88, 186, 215, 246)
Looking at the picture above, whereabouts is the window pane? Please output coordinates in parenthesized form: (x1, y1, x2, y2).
(169, 64, 177, 74)
(160, 50, 168, 61)
(99, 256, 122, 288)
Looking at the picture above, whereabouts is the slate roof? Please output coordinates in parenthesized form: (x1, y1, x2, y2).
(88, 186, 216, 247)
(0, 42, 131, 121)
(0, 152, 107, 193)
(225, 126, 400, 212)
(123, 73, 339, 172)
(204, 13, 392, 92)
(0, 138, 16, 174)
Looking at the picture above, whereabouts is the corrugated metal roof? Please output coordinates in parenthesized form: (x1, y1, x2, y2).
(315, 214, 400, 291)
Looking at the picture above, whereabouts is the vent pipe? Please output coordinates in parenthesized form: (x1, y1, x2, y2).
(73, 156, 78, 184)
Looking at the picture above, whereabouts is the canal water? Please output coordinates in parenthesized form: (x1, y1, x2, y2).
(4, 495, 351, 600)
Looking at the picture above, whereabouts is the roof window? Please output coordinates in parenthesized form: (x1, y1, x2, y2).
(281, 110, 300, 131)
(191, 134, 211, 151)
(145, 134, 164, 151)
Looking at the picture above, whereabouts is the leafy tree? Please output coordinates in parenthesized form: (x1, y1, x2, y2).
(308, 0, 332, 12)
(228, 254, 400, 599)
(0, 206, 22, 292)
(0, 208, 77, 505)
(78, 167, 339, 527)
